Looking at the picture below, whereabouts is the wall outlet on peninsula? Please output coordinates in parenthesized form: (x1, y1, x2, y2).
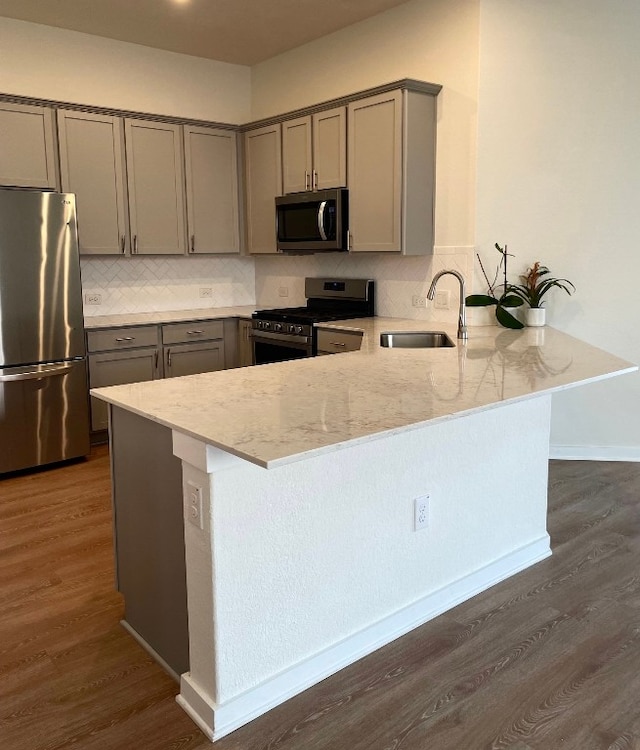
(187, 480, 204, 530)
(413, 495, 430, 531)
(412, 295, 427, 308)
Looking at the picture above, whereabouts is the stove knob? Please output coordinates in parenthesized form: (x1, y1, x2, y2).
(274, 323, 283, 332)
(256, 320, 263, 330)
(288, 324, 296, 334)
(295, 325, 303, 334)
(264, 321, 271, 330)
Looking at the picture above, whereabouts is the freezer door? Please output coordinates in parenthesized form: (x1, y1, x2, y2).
(0, 358, 90, 473)
(0, 189, 85, 367)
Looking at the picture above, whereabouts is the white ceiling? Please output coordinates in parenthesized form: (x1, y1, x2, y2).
(0, 0, 412, 66)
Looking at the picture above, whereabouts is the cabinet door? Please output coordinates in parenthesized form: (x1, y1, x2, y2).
(164, 341, 225, 378)
(184, 125, 240, 254)
(237, 320, 253, 367)
(313, 107, 346, 190)
(0, 102, 57, 189)
(125, 119, 186, 255)
(348, 91, 402, 252)
(244, 123, 282, 254)
(88, 348, 160, 431)
(282, 116, 312, 194)
(58, 110, 128, 255)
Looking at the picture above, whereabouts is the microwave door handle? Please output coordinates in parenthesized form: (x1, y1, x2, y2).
(317, 201, 328, 241)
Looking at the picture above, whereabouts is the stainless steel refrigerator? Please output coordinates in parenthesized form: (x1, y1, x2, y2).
(0, 188, 90, 474)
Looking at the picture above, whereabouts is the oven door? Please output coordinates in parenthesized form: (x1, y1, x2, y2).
(253, 331, 313, 365)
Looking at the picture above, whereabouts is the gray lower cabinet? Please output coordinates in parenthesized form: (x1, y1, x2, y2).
(162, 319, 225, 378)
(88, 348, 161, 431)
(164, 340, 225, 378)
(316, 327, 363, 355)
(110, 405, 188, 677)
(87, 318, 235, 432)
(237, 319, 253, 366)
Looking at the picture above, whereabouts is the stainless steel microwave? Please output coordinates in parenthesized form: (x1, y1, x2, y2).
(275, 188, 348, 253)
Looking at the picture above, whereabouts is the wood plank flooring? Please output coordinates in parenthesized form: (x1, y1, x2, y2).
(1, 450, 639, 749)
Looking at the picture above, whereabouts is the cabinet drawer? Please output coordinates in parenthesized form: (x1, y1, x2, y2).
(87, 325, 159, 352)
(162, 319, 224, 344)
(316, 328, 363, 354)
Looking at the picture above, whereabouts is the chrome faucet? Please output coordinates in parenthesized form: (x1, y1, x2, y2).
(427, 269, 468, 341)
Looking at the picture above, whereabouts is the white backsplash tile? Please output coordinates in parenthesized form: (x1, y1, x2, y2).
(254, 246, 475, 323)
(81, 247, 483, 324)
(81, 256, 256, 317)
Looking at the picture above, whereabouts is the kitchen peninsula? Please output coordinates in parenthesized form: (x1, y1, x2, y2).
(92, 319, 635, 742)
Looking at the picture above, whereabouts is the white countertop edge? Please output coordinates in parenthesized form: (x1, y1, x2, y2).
(93, 363, 637, 470)
(84, 305, 257, 329)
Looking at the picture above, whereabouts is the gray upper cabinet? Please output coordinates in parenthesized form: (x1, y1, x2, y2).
(282, 116, 312, 194)
(348, 89, 436, 255)
(58, 110, 128, 255)
(183, 125, 240, 255)
(312, 107, 347, 191)
(244, 123, 282, 254)
(125, 119, 187, 255)
(282, 107, 346, 194)
(0, 102, 57, 189)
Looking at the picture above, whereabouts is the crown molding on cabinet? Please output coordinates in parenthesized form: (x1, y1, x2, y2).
(0, 78, 442, 134)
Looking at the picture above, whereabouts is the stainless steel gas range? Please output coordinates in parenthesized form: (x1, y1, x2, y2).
(252, 278, 375, 365)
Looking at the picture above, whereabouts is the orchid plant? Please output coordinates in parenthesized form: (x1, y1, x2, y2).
(465, 243, 525, 330)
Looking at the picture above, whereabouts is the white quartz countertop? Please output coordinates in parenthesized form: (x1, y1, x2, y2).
(84, 305, 256, 329)
(92, 317, 636, 468)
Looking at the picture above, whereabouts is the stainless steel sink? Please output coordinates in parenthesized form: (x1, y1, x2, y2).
(380, 331, 455, 348)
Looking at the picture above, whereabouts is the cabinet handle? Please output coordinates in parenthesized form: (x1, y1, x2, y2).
(115, 336, 135, 342)
(154, 350, 159, 371)
(133, 235, 138, 254)
(313, 170, 318, 191)
(120, 235, 126, 254)
(190, 234, 195, 253)
(330, 341, 346, 347)
(167, 348, 172, 367)
(186, 329, 205, 335)
(305, 171, 310, 191)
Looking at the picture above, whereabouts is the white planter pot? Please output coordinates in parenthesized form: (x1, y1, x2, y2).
(525, 307, 546, 327)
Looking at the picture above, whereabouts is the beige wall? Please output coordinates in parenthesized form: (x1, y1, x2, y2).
(476, 0, 640, 458)
(251, 0, 480, 248)
(0, 16, 251, 123)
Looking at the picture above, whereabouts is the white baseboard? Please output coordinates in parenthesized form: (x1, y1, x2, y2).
(550, 445, 640, 462)
(177, 535, 551, 742)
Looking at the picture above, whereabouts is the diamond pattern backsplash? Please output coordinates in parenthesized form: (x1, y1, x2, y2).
(81, 247, 484, 324)
(81, 256, 256, 316)
(254, 246, 476, 324)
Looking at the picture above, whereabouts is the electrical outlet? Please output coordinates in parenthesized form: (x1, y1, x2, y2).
(414, 495, 430, 531)
(199, 287, 213, 298)
(187, 480, 204, 530)
(278, 286, 289, 297)
(84, 293, 102, 305)
(412, 295, 428, 308)
(434, 290, 450, 310)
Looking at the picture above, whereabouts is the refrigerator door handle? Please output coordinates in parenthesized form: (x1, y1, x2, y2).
(0, 362, 74, 382)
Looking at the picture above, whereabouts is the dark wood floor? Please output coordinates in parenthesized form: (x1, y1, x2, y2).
(1, 449, 639, 749)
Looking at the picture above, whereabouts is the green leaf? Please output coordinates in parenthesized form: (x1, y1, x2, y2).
(501, 294, 524, 307)
(465, 294, 498, 307)
(495, 305, 524, 329)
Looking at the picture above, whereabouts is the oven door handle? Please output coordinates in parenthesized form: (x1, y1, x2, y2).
(252, 330, 310, 346)
(317, 201, 328, 241)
